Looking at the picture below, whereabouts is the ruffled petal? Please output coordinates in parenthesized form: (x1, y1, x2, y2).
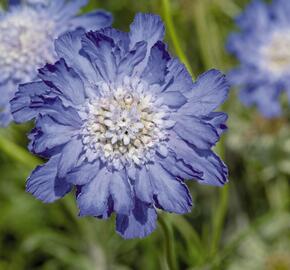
(58, 137, 83, 178)
(11, 81, 52, 123)
(129, 13, 165, 50)
(66, 160, 100, 185)
(201, 112, 228, 136)
(157, 154, 203, 180)
(77, 168, 133, 217)
(110, 171, 133, 215)
(38, 59, 86, 106)
(181, 69, 229, 116)
(141, 41, 170, 85)
(149, 162, 192, 214)
(174, 115, 220, 149)
(117, 41, 147, 78)
(158, 91, 187, 109)
(77, 167, 111, 217)
(81, 31, 117, 83)
(168, 133, 228, 186)
(116, 199, 157, 239)
(26, 154, 72, 203)
(99, 28, 130, 56)
(134, 167, 154, 203)
(29, 115, 78, 156)
(163, 58, 193, 94)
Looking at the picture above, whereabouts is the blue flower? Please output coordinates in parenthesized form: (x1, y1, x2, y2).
(227, 0, 290, 118)
(0, 0, 112, 126)
(11, 13, 229, 239)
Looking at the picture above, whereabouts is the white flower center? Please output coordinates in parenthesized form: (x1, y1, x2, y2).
(82, 81, 173, 169)
(260, 30, 290, 75)
(0, 7, 55, 82)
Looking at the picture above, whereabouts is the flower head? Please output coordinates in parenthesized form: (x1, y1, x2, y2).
(0, 0, 112, 126)
(11, 13, 229, 239)
(227, 0, 290, 118)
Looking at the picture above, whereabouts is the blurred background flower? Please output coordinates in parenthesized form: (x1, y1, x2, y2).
(0, 0, 112, 126)
(0, 0, 290, 269)
(228, 0, 290, 118)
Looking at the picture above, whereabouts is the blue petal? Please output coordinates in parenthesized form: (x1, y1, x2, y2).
(54, 29, 99, 88)
(201, 112, 228, 136)
(66, 160, 100, 185)
(117, 41, 147, 78)
(99, 28, 130, 55)
(158, 91, 187, 109)
(158, 154, 203, 180)
(26, 154, 72, 203)
(58, 137, 83, 178)
(181, 69, 229, 116)
(110, 171, 133, 215)
(34, 97, 82, 127)
(116, 199, 157, 239)
(38, 59, 86, 106)
(29, 115, 77, 156)
(168, 133, 228, 186)
(134, 167, 154, 203)
(69, 10, 113, 32)
(129, 13, 165, 50)
(174, 115, 220, 149)
(77, 167, 111, 217)
(141, 41, 170, 85)
(149, 162, 192, 214)
(11, 81, 52, 123)
(77, 169, 133, 217)
(81, 31, 117, 83)
(163, 58, 193, 94)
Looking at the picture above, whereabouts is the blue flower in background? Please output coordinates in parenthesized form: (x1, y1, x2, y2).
(11, 13, 229, 239)
(228, 0, 290, 118)
(0, 0, 112, 126)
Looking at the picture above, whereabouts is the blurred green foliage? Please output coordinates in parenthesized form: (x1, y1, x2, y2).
(0, 0, 290, 269)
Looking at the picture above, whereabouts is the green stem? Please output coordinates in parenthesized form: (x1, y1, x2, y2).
(210, 184, 229, 257)
(0, 134, 40, 168)
(161, 0, 193, 77)
(158, 214, 178, 270)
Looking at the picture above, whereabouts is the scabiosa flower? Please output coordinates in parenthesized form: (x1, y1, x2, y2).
(227, 0, 290, 118)
(11, 13, 229, 239)
(0, 0, 112, 126)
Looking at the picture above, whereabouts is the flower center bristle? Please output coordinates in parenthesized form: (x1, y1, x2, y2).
(82, 82, 172, 169)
